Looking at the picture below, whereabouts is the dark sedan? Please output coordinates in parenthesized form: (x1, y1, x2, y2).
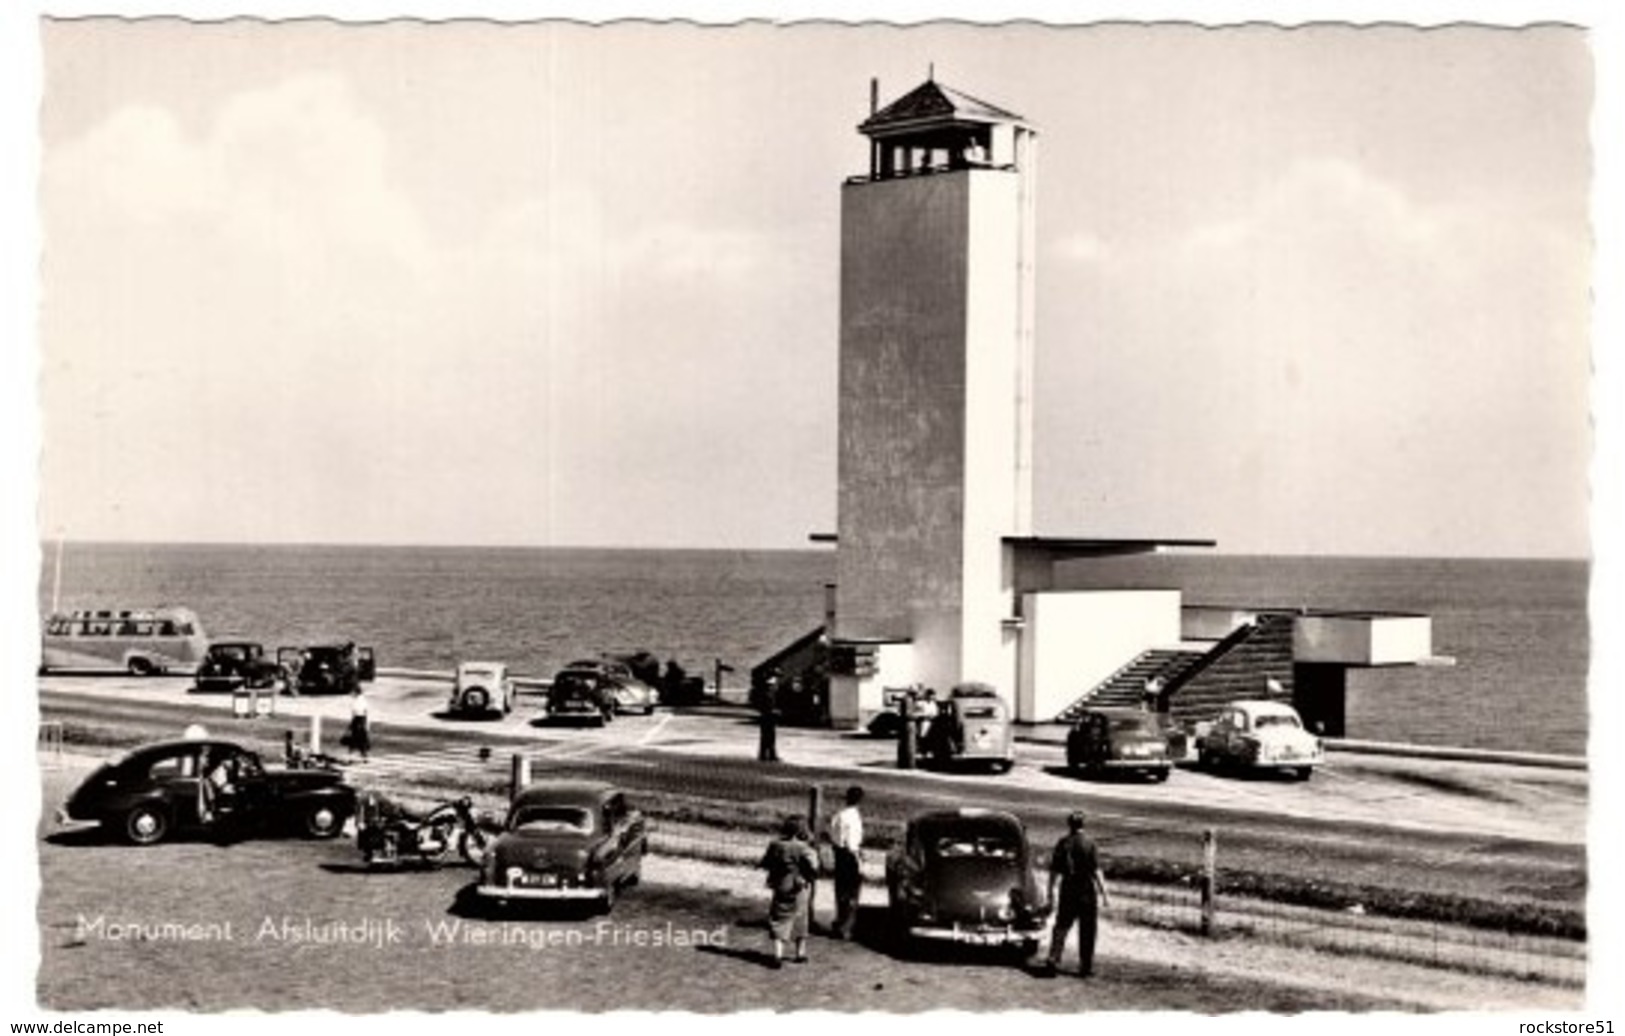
(277, 642, 376, 696)
(1066, 707, 1174, 781)
(885, 808, 1050, 954)
(475, 781, 646, 911)
(58, 738, 356, 845)
(192, 641, 282, 693)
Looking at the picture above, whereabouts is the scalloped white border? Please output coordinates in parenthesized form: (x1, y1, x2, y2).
(2, 4, 1618, 1031)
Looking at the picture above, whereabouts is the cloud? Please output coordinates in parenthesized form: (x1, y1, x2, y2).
(39, 73, 832, 547)
(1037, 156, 1589, 556)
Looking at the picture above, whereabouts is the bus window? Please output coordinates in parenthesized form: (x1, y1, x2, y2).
(158, 621, 177, 636)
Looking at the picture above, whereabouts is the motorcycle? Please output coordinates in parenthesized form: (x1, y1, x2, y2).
(356, 793, 496, 868)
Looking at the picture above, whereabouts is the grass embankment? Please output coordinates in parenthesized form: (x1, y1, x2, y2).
(46, 719, 1587, 943)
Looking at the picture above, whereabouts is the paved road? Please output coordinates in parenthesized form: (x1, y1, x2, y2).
(39, 675, 1587, 918)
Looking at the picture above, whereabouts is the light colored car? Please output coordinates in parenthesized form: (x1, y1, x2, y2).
(1195, 699, 1323, 780)
(921, 683, 1016, 773)
(448, 661, 515, 716)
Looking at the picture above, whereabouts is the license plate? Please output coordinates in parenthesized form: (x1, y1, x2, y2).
(953, 928, 1004, 945)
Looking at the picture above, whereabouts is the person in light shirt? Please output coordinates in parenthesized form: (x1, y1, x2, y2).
(827, 785, 865, 940)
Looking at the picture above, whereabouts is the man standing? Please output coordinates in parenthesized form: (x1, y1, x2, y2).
(757, 671, 781, 763)
(828, 785, 865, 939)
(1040, 811, 1110, 977)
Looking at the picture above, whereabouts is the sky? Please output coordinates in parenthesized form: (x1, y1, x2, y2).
(31, 20, 1597, 556)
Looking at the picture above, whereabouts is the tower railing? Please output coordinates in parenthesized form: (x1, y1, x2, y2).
(844, 161, 1017, 185)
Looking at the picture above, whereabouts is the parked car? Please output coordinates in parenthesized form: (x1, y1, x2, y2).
(277, 642, 375, 696)
(885, 808, 1049, 954)
(475, 781, 646, 911)
(566, 658, 657, 715)
(447, 661, 514, 717)
(1066, 707, 1173, 781)
(57, 738, 356, 845)
(1195, 699, 1323, 780)
(547, 667, 618, 725)
(921, 683, 1016, 773)
(192, 640, 283, 694)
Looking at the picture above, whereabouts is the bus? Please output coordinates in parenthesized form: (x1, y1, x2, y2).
(40, 607, 210, 676)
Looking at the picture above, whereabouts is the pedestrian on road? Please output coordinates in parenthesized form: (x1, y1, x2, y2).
(828, 785, 865, 939)
(344, 684, 371, 762)
(757, 671, 782, 763)
(759, 815, 817, 968)
(1039, 810, 1110, 978)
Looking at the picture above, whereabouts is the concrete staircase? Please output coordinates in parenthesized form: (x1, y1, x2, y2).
(1053, 647, 1206, 723)
(1166, 613, 1297, 727)
(1050, 612, 1299, 726)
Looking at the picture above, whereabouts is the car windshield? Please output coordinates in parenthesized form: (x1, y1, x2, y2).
(959, 705, 1000, 719)
(932, 835, 1019, 860)
(1110, 715, 1158, 734)
(512, 806, 594, 835)
(212, 646, 251, 661)
(1254, 714, 1301, 730)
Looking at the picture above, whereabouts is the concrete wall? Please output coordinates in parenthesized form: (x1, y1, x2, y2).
(960, 170, 1027, 696)
(1183, 606, 1255, 642)
(1018, 590, 1182, 721)
(828, 643, 919, 729)
(836, 173, 970, 643)
(1294, 614, 1434, 665)
(835, 167, 1030, 702)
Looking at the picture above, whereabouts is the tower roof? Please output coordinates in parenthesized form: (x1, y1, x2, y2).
(859, 79, 1026, 137)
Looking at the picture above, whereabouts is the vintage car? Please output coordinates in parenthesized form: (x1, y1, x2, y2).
(547, 667, 618, 725)
(1066, 707, 1173, 781)
(1195, 699, 1323, 780)
(885, 808, 1049, 954)
(566, 658, 657, 715)
(277, 642, 376, 696)
(921, 683, 1016, 773)
(447, 661, 515, 717)
(192, 640, 283, 693)
(475, 781, 646, 911)
(57, 738, 356, 845)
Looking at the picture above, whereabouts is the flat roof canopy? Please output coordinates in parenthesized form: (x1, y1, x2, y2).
(1002, 536, 1216, 560)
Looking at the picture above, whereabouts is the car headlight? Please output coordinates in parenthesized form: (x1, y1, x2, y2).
(505, 866, 523, 883)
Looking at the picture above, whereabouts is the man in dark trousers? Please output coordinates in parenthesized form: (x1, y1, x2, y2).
(1040, 810, 1110, 977)
(827, 785, 864, 939)
(757, 671, 782, 763)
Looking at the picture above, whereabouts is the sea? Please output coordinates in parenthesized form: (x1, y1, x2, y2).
(35, 544, 1591, 757)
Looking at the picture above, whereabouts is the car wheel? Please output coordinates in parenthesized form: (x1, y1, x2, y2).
(992, 759, 1014, 775)
(123, 804, 169, 846)
(127, 657, 155, 677)
(1151, 768, 1171, 783)
(1196, 748, 1213, 770)
(458, 828, 490, 867)
(1295, 766, 1314, 782)
(304, 804, 344, 839)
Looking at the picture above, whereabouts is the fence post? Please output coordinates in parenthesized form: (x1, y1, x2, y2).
(510, 753, 531, 802)
(309, 713, 322, 755)
(897, 694, 916, 770)
(1200, 827, 1217, 936)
